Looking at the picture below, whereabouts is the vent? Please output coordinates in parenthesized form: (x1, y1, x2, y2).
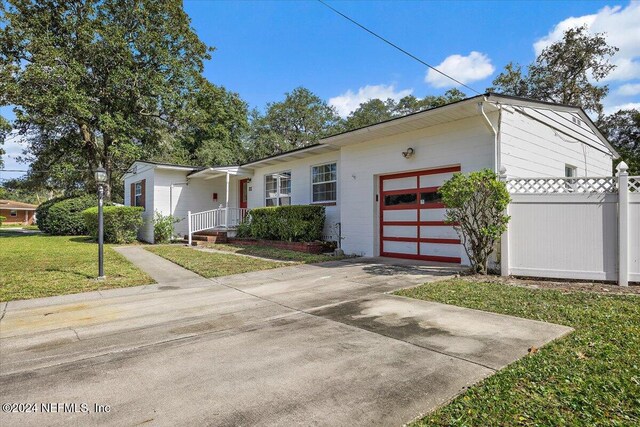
(571, 116, 582, 126)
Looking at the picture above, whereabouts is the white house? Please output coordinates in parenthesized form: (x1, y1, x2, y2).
(124, 93, 618, 265)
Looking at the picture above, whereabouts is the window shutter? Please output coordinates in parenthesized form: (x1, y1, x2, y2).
(140, 179, 146, 209)
(130, 183, 135, 206)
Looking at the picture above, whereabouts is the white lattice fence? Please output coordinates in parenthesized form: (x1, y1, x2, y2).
(629, 176, 640, 193)
(506, 176, 618, 194)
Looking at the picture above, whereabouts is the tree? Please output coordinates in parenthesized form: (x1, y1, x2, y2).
(344, 98, 395, 130)
(491, 26, 618, 115)
(247, 87, 342, 160)
(598, 109, 640, 175)
(176, 80, 249, 167)
(439, 170, 511, 274)
(344, 89, 467, 130)
(1, 0, 212, 200)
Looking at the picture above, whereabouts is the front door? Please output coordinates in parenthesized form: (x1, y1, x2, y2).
(239, 179, 248, 209)
(379, 166, 462, 263)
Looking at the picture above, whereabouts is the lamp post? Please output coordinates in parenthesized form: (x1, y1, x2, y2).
(94, 166, 108, 279)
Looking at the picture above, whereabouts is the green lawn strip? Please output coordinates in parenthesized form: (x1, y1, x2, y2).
(0, 231, 153, 302)
(395, 279, 640, 426)
(206, 243, 341, 264)
(145, 245, 285, 277)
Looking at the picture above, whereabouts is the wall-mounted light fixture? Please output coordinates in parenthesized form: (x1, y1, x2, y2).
(402, 147, 415, 158)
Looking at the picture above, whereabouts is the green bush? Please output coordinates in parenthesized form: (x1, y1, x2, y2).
(0, 215, 5, 227)
(439, 169, 511, 274)
(36, 195, 97, 235)
(153, 211, 180, 243)
(242, 205, 325, 242)
(82, 206, 144, 244)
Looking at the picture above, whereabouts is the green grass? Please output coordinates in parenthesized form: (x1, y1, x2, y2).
(0, 230, 153, 301)
(146, 245, 285, 277)
(0, 224, 39, 229)
(206, 243, 343, 264)
(396, 279, 640, 426)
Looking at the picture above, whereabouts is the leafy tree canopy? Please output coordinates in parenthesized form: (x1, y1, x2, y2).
(1, 0, 213, 200)
(598, 109, 640, 175)
(246, 87, 342, 160)
(343, 89, 466, 130)
(490, 26, 618, 115)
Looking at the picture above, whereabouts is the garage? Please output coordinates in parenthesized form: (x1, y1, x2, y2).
(379, 165, 461, 263)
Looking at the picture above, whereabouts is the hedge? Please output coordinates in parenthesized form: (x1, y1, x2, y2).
(82, 206, 144, 244)
(0, 215, 5, 227)
(238, 205, 325, 242)
(36, 195, 98, 235)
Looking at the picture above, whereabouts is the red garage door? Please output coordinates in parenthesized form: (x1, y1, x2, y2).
(380, 165, 461, 263)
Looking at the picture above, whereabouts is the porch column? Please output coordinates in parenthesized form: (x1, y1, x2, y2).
(225, 172, 230, 227)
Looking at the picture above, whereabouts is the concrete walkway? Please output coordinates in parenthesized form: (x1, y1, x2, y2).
(0, 252, 572, 426)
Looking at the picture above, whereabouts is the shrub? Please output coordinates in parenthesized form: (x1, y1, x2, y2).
(37, 195, 97, 235)
(154, 211, 180, 243)
(0, 215, 5, 227)
(439, 169, 511, 274)
(82, 206, 144, 244)
(242, 205, 325, 242)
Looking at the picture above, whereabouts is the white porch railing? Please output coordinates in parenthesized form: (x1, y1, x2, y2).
(187, 207, 248, 245)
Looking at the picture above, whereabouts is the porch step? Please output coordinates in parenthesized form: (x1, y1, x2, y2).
(184, 230, 228, 246)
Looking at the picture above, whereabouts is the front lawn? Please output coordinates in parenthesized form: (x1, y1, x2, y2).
(146, 245, 285, 278)
(0, 230, 153, 301)
(396, 279, 640, 426)
(206, 243, 343, 264)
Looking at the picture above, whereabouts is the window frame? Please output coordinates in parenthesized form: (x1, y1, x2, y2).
(9, 209, 17, 217)
(310, 162, 337, 204)
(134, 181, 143, 207)
(264, 171, 292, 206)
(565, 164, 577, 178)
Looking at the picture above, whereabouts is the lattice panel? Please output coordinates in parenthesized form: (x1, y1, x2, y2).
(629, 177, 640, 193)
(507, 177, 618, 194)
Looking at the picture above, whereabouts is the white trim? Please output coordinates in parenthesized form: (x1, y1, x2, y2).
(310, 162, 338, 204)
(509, 267, 617, 281)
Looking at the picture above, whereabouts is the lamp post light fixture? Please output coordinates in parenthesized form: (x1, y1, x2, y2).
(94, 166, 108, 279)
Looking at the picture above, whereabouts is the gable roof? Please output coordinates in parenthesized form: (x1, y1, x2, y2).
(0, 199, 38, 210)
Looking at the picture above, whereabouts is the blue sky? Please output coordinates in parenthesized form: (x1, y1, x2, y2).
(2, 0, 639, 181)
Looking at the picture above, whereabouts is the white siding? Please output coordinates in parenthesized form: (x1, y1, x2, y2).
(153, 170, 239, 238)
(500, 108, 613, 178)
(247, 151, 340, 241)
(124, 164, 155, 242)
(340, 115, 495, 258)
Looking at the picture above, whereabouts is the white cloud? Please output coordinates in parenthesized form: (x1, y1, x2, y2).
(425, 51, 495, 88)
(604, 102, 640, 115)
(329, 84, 413, 117)
(534, 3, 640, 82)
(617, 82, 640, 96)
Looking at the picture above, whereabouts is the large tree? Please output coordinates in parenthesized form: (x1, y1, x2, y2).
(344, 89, 467, 130)
(598, 109, 640, 175)
(247, 87, 342, 160)
(490, 26, 618, 115)
(0, 0, 212, 200)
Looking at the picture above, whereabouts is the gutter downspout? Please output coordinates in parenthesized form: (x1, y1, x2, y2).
(478, 98, 501, 172)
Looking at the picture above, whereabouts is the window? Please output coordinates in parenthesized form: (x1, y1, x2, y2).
(265, 171, 291, 206)
(565, 165, 577, 178)
(10, 209, 17, 217)
(384, 193, 417, 206)
(420, 191, 443, 204)
(134, 182, 143, 207)
(312, 163, 337, 203)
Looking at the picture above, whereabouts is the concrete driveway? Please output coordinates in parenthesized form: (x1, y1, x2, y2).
(0, 252, 572, 426)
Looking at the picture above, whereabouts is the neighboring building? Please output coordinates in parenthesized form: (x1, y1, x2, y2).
(0, 199, 38, 225)
(124, 94, 618, 265)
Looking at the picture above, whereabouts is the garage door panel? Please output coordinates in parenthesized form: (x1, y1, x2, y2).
(420, 208, 447, 222)
(383, 226, 417, 238)
(420, 172, 456, 188)
(380, 166, 460, 264)
(383, 209, 417, 222)
(420, 243, 461, 258)
(382, 240, 418, 255)
(382, 176, 417, 191)
(420, 226, 459, 239)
